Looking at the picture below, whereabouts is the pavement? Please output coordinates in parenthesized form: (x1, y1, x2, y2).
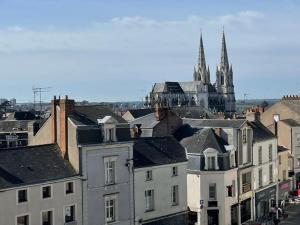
(281, 203, 300, 224)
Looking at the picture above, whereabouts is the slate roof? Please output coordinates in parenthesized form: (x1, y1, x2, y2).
(130, 113, 159, 129)
(278, 145, 289, 152)
(164, 82, 185, 93)
(0, 144, 77, 189)
(247, 120, 275, 142)
(180, 128, 228, 154)
(74, 105, 127, 124)
(0, 120, 30, 132)
(133, 136, 187, 168)
(281, 119, 300, 127)
(183, 119, 246, 129)
(127, 108, 155, 119)
(6, 111, 36, 121)
(172, 106, 216, 119)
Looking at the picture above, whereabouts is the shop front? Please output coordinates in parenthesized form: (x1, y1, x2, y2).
(255, 185, 277, 221)
(278, 180, 290, 201)
(240, 198, 252, 224)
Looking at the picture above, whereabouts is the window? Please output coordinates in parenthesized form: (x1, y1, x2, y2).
(42, 211, 53, 225)
(209, 183, 216, 200)
(65, 182, 74, 194)
(279, 155, 282, 165)
(104, 157, 116, 185)
(269, 144, 273, 161)
(105, 195, 117, 223)
(106, 128, 114, 142)
(230, 152, 236, 168)
(283, 170, 287, 180)
(171, 185, 179, 205)
(242, 129, 247, 143)
(269, 165, 273, 183)
(258, 147, 262, 165)
(232, 180, 236, 197)
(297, 158, 300, 167)
(65, 205, 75, 223)
(145, 170, 152, 181)
(227, 185, 232, 197)
(172, 166, 178, 176)
(221, 75, 224, 85)
(17, 215, 29, 225)
(145, 190, 154, 211)
(207, 156, 216, 170)
(42, 186, 51, 199)
(18, 189, 28, 203)
(258, 168, 263, 188)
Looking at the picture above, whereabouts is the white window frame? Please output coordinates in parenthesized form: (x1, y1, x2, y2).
(258, 146, 262, 165)
(15, 213, 30, 225)
(269, 144, 273, 161)
(145, 170, 152, 181)
(64, 204, 76, 224)
(172, 166, 178, 176)
(16, 188, 29, 205)
(145, 189, 154, 212)
(104, 157, 117, 185)
(208, 183, 217, 200)
(171, 185, 179, 206)
(65, 181, 75, 195)
(204, 148, 219, 171)
(242, 129, 247, 143)
(105, 194, 118, 223)
(40, 209, 55, 225)
(41, 184, 52, 200)
(258, 168, 263, 188)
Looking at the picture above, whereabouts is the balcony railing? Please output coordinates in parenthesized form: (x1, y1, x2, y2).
(208, 200, 218, 207)
(242, 183, 251, 193)
(64, 221, 77, 225)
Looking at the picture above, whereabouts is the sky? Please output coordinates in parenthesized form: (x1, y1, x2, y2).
(0, 0, 300, 102)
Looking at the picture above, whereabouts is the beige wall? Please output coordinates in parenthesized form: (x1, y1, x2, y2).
(261, 101, 300, 127)
(278, 150, 289, 182)
(122, 111, 135, 122)
(28, 117, 52, 146)
(278, 121, 292, 150)
(68, 119, 80, 172)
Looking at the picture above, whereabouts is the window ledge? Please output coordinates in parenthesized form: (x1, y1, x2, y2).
(145, 209, 154, 213)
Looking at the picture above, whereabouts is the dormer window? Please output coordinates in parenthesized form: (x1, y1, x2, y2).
(204, 148, 219, 171)
(242, 129, 247, 143)
(207, 156, 216, 170)
(97, 116, 118, 142)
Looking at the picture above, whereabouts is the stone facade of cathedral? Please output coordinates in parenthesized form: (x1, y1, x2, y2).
(146, 32, 236, 113)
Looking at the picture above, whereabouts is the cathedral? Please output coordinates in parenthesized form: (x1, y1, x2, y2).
(146, 32, 236, 113)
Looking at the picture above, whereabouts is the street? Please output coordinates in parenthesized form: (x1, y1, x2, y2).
(281, 203, 300, 224)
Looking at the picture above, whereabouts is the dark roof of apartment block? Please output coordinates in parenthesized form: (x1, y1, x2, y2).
(133, 136, 187, 168)
(0, 144, 77, 189)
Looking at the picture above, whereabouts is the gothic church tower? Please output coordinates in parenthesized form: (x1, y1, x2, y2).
(193, 34, 210, 84)
(216, 31, 236, 112)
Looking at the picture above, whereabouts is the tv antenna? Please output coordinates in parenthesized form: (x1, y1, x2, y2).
(32, 86, 52, 118)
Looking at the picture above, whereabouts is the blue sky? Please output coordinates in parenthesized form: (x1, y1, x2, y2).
(0, 0, 300, 102)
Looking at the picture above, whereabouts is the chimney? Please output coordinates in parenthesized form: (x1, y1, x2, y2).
(59, 95, 75, 159)
(246, 107, 261, 121)
(155, 103, 166, 121)
(214, 128, 222, 137)
(51, 96, 58, 143)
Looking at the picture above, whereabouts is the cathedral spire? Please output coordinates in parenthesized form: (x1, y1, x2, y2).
(220, 31, 229, 69)
(198, 32, 206, 69)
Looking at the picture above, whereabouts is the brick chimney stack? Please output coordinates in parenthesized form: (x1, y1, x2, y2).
(155, 103, 166, 121)
(51, 95, 75, 159)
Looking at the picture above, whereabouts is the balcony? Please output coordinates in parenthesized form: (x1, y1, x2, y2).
(242, 183, 251, 193)
(208, 200, 218, 207)
(65, 221, 77, 225)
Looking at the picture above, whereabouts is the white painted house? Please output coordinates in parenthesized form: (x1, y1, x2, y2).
(133, 136, 188, 225)
(0, 144, 82, 225)
(177, 126, 238, 225)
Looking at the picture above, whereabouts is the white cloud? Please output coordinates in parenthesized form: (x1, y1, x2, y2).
(209, 10, 264, 27)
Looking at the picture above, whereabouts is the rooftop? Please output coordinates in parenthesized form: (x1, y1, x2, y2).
(133, 136, 187, 168)
(0, 144, 77, 189)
